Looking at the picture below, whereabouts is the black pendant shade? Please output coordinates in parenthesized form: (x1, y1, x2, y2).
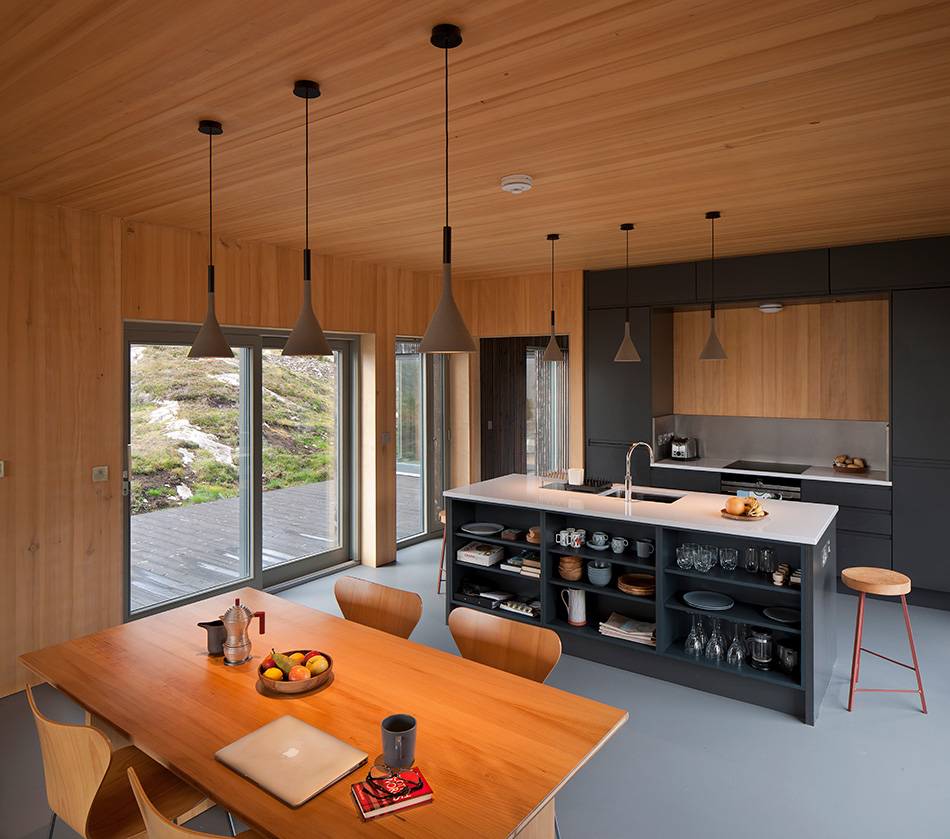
(542, 233, 564, 363)
(614, 222, 641, 362)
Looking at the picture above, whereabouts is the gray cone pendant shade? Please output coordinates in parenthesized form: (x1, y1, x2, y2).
(542, 233, 564, 363)
(614, 222, 641, 362)
(189, 120, 233, 359)
(699, 210, 727, 361)
(283, 80, 331, 357)
(420, 24, 476, 354)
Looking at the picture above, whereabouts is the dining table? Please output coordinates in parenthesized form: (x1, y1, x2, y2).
(19, 587, 627, 839)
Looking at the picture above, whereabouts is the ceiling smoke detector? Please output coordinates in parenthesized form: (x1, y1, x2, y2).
(501, 174, 532, 194)
(759, 302, 784, 313)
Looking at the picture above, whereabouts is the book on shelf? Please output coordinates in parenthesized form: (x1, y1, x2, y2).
(520, 567, 541, 577)
(520, 557, 541, 569)
(351, 769, 433, 820)
(598, 612, 656, 647)
(456, 541, 504, 566)
(499, 561, 524, 573)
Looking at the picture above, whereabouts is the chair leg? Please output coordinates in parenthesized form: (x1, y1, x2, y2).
(848, 592, 866, 711)
(46, 812, 57, 839)
(554, 812, 562, 839)
(228, 811, 237, 836)
(900, 594, 927, 714)
(437, 527, 447, 594)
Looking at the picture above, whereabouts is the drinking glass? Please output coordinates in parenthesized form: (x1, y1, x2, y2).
(727, 623, 747, 666)
(694, 545, 716, 573)
(719, 547, 738, 571)
(759, 548, 775, 578)
(676, 545, 694, 570)
(743, 547, 758, 574)
(685, 614, 705, 656)
(705, 618, 726, 662)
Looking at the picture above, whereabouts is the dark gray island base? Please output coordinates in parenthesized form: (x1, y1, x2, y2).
(444, 475, 837, 725)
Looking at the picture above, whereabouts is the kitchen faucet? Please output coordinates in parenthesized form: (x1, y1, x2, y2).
(625, 441, 655, 504)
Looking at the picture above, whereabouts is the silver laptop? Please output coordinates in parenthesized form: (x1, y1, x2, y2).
(215, 714, 368, 808)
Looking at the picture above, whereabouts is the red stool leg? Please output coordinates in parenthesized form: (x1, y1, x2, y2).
(848, 591, 866, 712)
(437, 527, 447, 594)
(900, 594, 927, 714)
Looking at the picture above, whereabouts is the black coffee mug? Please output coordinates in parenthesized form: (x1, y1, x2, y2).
(381, 714, 416, 768)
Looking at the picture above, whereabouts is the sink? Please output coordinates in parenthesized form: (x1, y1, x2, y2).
(598, 488, 683, 503)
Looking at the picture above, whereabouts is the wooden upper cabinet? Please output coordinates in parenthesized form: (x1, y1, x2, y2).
(696, 248, 830, 302)
(829, 236, 950, 293)
(586, 261, 697, 308)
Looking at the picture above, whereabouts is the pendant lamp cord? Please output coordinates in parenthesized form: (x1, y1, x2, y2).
(625, 227, 630, 319)
(444, 45, 449, 229)
(710, 214, 716, 318)
(208, 128, 213, 265)
(305, 94, 310, 251)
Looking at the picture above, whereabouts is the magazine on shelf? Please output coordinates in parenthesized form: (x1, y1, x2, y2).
(456, 541, 504, 566)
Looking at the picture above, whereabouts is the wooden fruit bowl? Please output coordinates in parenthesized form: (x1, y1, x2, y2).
(258, 650, 333, 694)
(833, 463, 869, 474)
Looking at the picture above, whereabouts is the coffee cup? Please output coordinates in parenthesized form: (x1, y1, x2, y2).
(636, 538, 655, 557)
(568, 467, 584, 486)
(381, 714, 416, 769)
(570, 532, 585, 549)
(610, 537, 628, 554)
(557, 529, 574, 546)
(591, 531, 608, 547)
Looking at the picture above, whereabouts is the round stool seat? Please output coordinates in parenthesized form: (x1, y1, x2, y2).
(842, 567, 911, 596)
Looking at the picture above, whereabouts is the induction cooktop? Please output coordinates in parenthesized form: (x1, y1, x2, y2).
(723, 460, 811, 475)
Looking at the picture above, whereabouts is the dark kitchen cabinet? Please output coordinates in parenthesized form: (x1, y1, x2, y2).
(696, 248, 829, 302)
(651, 468, 720, 493)
(801, 480, 892, 571)
(586, 261, 697, 308)
(892, 288, 950, 462)
(830, 236, 950, 293)
(892, 463, 950, 592)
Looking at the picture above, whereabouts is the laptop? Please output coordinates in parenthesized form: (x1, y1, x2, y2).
(215, 714, 368, 808)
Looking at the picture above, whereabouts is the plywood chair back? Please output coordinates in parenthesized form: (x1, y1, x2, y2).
(334, 576, 423, 639)
(27, 684, 113, 836)
(127, 768, 260, 839)
(448, 607, 562, 683)
(27, 685, 207, 839)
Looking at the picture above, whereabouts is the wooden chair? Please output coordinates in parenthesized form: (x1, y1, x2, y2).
(448, 607, 562, 683)
(333, 576, 423, 639)
(437, 509, 447, 594)
(127, 767, 260, 839)
(27, 685, 207, 839)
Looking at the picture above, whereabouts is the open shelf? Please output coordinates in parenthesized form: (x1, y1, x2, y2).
(455, 558, 541, 579)
(548, 576, 655, 605)
(548, 618, 657, 653)
(454, 531, 540, 552)
(550, 544, 655, 570)
(664, 595, 802, 635)
(449, 598, 540, 624)
(664, 563, 801, 596)
(663, 641, 803, 690)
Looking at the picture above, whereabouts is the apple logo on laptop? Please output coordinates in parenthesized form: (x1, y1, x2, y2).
(282, 747, 300, 759)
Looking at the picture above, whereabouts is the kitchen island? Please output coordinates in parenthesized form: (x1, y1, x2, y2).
(444, 474, 837, 724)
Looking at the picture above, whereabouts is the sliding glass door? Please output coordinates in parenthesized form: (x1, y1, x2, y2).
(125, 325, 352, 617)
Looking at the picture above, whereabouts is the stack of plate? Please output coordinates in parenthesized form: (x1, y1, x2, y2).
(526, 526, 542, 545)
(617, 573, 655, 596)
(558, 556, 583, 580)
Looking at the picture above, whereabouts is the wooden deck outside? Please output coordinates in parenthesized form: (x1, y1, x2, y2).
(130, 474, 423, 612)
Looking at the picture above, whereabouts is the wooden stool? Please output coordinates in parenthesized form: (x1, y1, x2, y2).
(437, 509, 447, 594)
(842, 567, 926, 713)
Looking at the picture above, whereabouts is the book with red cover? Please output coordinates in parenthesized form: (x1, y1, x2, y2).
(351, 769, 434, 819)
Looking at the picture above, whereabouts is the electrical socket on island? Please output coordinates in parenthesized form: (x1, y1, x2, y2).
(92, 466, 108, 482)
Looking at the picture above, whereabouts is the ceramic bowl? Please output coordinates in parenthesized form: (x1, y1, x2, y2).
(258, 650, 333, 694)
(587, 563, 613, 587)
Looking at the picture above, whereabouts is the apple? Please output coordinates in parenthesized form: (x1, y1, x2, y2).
(302, 650, 321, 663)
(305, 654, 329, 675)
(287, 665, 311, 681)
(261, 655, 276, 671)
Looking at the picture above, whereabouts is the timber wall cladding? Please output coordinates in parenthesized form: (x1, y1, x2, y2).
(0, 195, 124, 696)
(673, 299, 889, 420)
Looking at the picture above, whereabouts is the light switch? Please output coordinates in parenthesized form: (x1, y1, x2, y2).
(92, 466, 109, 482)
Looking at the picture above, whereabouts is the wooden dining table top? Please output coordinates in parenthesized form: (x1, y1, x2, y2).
(19, 587, 627, 839)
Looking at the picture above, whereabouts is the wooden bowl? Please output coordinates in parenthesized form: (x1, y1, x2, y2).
(617, 573, 656, 596)
(258, 650, 333, 695)
(833, 462, 869, 474)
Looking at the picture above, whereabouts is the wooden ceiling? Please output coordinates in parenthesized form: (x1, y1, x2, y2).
(2, 0, 948, 279)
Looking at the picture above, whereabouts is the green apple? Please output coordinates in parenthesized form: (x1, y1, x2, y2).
(306, 654, 329, 675)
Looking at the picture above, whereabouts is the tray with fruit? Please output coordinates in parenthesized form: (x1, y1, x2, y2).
(259, 649, 333, 694)
(721, 496, 768, 521)
(832, 455, 868, 473)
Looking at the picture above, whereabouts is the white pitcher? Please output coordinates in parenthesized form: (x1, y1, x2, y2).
(560, 588, 587, 626)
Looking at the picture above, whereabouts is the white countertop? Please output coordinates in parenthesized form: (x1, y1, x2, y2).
(445, 474, 837, 545)
(652, 457, 890, 486)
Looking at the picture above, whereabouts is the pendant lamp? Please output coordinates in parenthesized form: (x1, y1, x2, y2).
(188, 120, 233, 359)
(614, 222, 641, 362)
(699, 210, 728, 361)
(542, 234, 564, 363)
(419, 23, 477, 354)
(283, 80, 331, 356)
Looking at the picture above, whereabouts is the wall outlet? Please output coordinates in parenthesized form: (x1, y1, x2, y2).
(0, 460, 4, 478)
(92, 466, 109, 482)
(381, 432, 391, 444)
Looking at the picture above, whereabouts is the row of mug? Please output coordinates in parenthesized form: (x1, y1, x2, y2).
(555, 527, 655, 557)
(676, 543, 777, 575)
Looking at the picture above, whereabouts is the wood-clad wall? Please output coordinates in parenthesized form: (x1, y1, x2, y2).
(0, 194, 585, 698)
(0, 196, 124, 697)
(673, 300, 889, 420)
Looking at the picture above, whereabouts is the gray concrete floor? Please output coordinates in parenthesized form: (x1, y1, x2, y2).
(6, 538, 949, 838)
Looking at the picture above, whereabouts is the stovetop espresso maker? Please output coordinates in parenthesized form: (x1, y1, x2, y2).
(220, 598, 265, 665)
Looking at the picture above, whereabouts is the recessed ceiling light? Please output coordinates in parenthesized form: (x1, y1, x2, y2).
(501, 174, 532, 194)
(759, 302, 784, 313)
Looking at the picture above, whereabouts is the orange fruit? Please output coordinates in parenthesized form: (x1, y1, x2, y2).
(289, 652, 305, 663)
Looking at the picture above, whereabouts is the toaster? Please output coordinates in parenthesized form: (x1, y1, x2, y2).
(671, 437, 698, 460)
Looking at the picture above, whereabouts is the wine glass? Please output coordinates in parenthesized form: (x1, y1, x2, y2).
(685, 614, 705, 656)
(727, 622, 747, 666)
(743, 547, 758, 574)
(705, 617, 725, 662)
